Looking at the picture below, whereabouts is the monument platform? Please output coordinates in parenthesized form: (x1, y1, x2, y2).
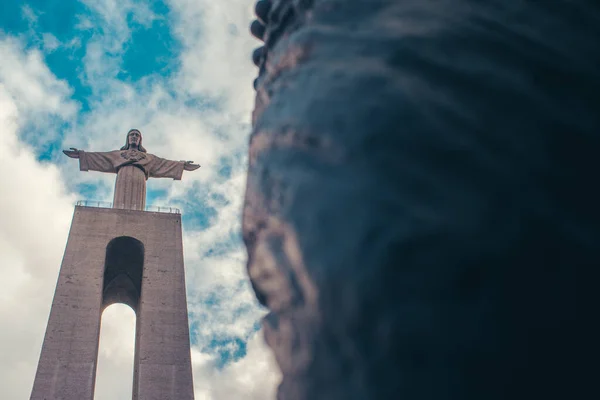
(30, 205, 195, 400)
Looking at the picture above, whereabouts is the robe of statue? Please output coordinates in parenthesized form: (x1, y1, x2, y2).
(77, 149, 185, 210)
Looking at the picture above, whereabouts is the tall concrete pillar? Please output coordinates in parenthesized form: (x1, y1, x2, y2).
(30, 205, 195, 400)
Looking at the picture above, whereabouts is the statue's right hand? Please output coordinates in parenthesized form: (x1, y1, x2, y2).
(63, 148, 80, 158)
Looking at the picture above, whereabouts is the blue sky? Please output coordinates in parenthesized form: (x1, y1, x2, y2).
(0, 1, 279, 398)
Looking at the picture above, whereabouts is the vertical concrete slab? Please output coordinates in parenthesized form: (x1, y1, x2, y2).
(30, 208, 106, 400)
(133, 208, 195, 400)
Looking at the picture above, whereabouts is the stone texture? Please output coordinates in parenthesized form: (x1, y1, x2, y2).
(244, 1, 600, 399)
(31, 206, 194, 400)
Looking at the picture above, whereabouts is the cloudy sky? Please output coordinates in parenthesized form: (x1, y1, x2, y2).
(0, 1, 280, 398)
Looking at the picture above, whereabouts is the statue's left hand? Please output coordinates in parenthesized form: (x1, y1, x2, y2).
(183, 161, 200, 171)
(63, 148, 80, 158)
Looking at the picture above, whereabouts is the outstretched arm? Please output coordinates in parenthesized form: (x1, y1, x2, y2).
(63, 148, 117, 173)
(149, 157, 200, 180)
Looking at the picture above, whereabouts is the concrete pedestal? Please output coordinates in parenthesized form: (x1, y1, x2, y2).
(30, 206, 195, 400)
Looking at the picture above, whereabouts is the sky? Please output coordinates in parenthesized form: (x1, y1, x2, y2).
(0, 1, 280, 399)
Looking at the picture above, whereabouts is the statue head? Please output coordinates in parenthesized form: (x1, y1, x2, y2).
(121, 129, 147, 152)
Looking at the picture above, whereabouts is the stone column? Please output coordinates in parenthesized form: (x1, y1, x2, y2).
(30, 209, 105, 400)
(133, 212, 195, 400)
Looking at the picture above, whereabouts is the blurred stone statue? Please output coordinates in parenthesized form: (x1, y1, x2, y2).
(243, 1, 600, 400)
(63, 129, 199, 210)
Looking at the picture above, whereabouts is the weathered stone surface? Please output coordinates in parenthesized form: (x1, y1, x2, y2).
(243, 1, 600, 399)
(31, 206, 194, 400)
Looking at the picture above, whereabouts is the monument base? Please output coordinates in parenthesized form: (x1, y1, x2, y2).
(30, 205, 195, 400)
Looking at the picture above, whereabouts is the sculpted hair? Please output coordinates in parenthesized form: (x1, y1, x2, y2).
(121, 129, 147, 152)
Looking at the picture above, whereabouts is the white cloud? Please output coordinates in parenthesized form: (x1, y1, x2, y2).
(0, 40, 77, 399)
(41, 33, 61, 53)
(192, 330, 281, 400)
(169, 0, 259, 114)
(0, 37, 77, 119)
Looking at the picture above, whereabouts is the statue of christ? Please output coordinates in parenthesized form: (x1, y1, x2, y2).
(63, 129, 200, 211)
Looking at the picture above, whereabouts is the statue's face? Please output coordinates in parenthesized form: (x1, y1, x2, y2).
(128, 130, 141, 147)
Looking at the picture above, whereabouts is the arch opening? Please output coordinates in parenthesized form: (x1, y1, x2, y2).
(94, 304, 136, 400)
(103, 236, 144, 311)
